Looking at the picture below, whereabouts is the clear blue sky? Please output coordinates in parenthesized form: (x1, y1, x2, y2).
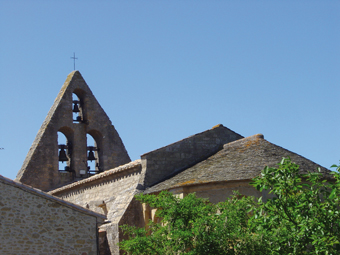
(1, 1, 339, 180)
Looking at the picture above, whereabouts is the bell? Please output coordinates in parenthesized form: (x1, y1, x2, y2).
(96, 163, 103, 173)
(58, 147, 68, 162)
(73, 102, 80, 113)
(76, 116, 82, 121)
(88, 149, 96, 161)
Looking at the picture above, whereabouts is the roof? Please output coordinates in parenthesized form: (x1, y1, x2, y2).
(145, 134, 332, 194)
(141, 124, 243, 157)
(0, 175, 106, 220)
(49, 159, 141, 195)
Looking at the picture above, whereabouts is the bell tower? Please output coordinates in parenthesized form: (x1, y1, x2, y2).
(16, 71, 131, 191)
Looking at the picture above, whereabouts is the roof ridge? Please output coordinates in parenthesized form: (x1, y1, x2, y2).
(141, 124, 242, 157)
(223, 133, 264, 149)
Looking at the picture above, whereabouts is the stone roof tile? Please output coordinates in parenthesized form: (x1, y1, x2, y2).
(141, 124, 243, 157)
(145, 134, 332, 194)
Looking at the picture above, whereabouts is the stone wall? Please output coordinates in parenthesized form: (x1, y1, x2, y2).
(50, 160, 143, 255)
(50, 161, 142, 215)
(166, 181, 262, 204)
(140, 124, 243, 188)
(0, 175, 105, 255)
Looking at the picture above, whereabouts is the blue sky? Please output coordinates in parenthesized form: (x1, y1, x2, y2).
(0, 1, 339, 180)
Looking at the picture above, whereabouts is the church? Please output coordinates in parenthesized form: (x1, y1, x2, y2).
(1, 71, 331, 254)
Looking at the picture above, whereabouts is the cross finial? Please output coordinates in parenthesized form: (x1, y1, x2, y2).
(71, 52, 78, 70)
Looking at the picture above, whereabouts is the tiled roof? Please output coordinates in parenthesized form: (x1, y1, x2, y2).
(141, 124, 243, 157)
(145, 134, 332, 194)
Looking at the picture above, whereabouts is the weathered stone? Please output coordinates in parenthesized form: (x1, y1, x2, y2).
(140, 124, 243, 188)
(16, 71, 131, 191)
(0, 175, 105, 254)
(49, 161, 143, 254)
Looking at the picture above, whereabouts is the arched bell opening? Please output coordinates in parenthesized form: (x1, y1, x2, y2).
(87, 132, 102, 176)
(72, 89, 87, 124)
(72, 93, 83, 123)
(57, 130, 73, 172)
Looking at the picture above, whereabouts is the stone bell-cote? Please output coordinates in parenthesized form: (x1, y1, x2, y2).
(16, 71, 131, 191)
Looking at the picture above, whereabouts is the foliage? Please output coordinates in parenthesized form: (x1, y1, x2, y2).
(120, 158, 340, 255)
(120, 191, 265, 255)
(250, 158, 340, 254)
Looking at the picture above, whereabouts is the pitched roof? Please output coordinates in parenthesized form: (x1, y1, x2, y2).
(145, 134, 332, 194)
(0, 175, 106, 220)
(141, 124, 243, 157)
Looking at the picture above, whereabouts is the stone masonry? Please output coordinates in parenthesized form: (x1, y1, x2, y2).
(12, 71, 333, 255)
(0, 175, 105, 255)
(139, 124, 243, 188)
(16, 71, 131, 191)
(49, 125, 244, 254)
(49, 160, 144, 255)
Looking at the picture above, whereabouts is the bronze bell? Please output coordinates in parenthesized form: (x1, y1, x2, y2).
(73, 102, 80, 113)
(88, 148, 96, 161)
(58, 146, 68, 162)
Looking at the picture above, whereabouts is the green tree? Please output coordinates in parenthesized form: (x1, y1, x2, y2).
(120, 191, 265, 255)
(250, 158, 340, 254)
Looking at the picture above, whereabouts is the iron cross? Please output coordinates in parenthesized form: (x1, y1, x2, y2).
(71, 52, 78, 70)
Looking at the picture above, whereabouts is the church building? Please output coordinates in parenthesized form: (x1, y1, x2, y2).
(7, 71, 331, 254)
